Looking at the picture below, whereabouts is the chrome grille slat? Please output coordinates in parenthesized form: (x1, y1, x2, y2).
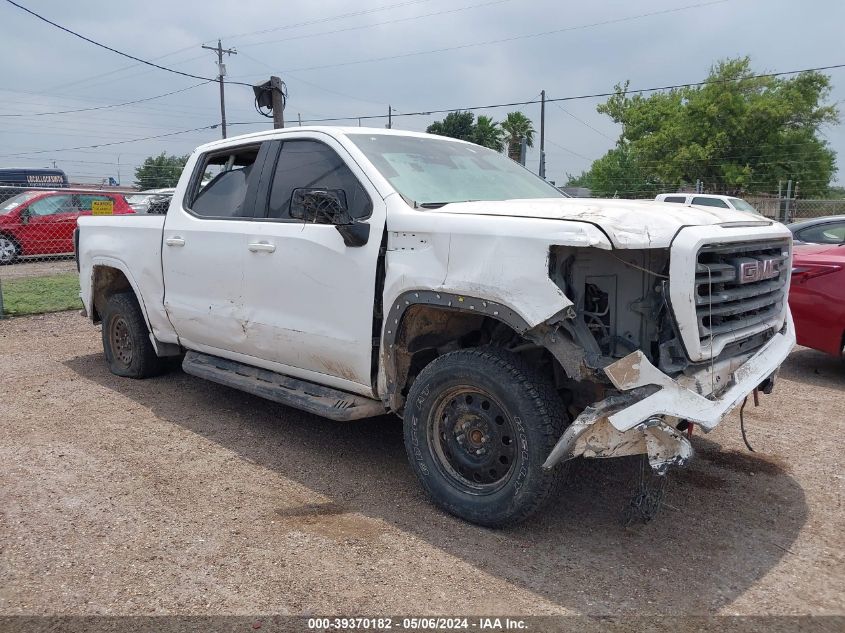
(695, 239, 790, 350)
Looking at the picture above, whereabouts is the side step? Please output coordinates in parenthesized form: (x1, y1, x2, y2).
(182, 351, 387, 421)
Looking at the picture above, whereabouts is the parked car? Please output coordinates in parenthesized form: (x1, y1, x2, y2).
(0, 190, 133, 263)
(655, 193, 760, 214)
(76, 127, 794, 526)
(787, 215, 845, 245)
(126, 188, 175, 214)
(789, 243, 845, 357)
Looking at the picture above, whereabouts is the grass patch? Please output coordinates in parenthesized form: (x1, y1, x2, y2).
(1, 272, 81, 316)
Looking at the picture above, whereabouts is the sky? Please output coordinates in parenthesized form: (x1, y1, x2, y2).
(1, 0, 844, 190)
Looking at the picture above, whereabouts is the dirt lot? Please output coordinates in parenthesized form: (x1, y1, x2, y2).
(0, 258, 76, 281)
(1, 310, 843, 617)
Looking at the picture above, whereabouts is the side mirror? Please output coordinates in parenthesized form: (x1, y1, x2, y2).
(19, 208, 30, 225)
(290, 187, 369, 247)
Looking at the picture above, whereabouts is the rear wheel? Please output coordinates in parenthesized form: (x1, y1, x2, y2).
(404, 347, 569, 527)
(101, 291, 167, 378)
(0, 234, 20, 264)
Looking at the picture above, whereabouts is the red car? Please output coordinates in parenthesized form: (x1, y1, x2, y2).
(789, 243, 845, 357)
(0, 190, 133, 263)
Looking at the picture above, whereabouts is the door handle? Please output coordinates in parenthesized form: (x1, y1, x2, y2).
(165, 237, 185, 247)
(248, 241, 276, 253)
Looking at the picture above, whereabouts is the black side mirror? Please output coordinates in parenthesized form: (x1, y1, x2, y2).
(290, 188, 369, 247)
(19, 208, 30, 224)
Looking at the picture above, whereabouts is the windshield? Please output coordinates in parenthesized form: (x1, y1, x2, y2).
(0, 191, 40, 214)
(729, 197, 758, 212)
(346, 133, 564, 205)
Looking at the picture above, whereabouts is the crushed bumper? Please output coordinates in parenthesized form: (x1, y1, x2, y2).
(543, 313, 795, 472)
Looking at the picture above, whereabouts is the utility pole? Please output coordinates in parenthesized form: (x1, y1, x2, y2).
(202, 39, 237, 138)
(388, 105, 392, 129)
(539, 90, 546, 179)
(298, 113, 302, 127)
(270, 76, 285, 128)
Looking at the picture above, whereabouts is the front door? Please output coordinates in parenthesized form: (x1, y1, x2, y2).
(20, 194, 78, 254)
(162, 142, 270, 355)
(239, 134, 386, 394)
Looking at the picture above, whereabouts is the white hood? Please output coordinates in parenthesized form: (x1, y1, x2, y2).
(424, 198, 774, 248)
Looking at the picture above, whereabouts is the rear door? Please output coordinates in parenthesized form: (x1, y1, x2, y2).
(162, 142, 272, 355)
(239, 134, 386, 393)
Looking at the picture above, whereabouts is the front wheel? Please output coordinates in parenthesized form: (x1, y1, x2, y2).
(404, 347, 569, 527)
(0, 234, 20, 264)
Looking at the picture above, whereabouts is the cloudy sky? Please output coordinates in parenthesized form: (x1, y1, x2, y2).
(1, 0, 843, 189)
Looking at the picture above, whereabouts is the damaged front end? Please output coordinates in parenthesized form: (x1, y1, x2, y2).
(541, 232, 795, 475)
(542, 315, 795, 473)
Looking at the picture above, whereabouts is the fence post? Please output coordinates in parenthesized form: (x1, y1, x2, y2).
(0, 278, 4, 319)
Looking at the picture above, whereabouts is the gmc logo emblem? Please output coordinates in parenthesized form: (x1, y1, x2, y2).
(734, 256, 782, 284)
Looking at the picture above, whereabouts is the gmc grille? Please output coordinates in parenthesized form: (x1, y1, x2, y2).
(695, 239, 790, 347)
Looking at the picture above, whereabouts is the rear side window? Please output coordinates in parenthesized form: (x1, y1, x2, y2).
(796, 221, 845, 244)
(692, 196, 730, 209)
(267, 140, 371, 220)
(663, 196, 686, 203)
(188, 145, 261, 218)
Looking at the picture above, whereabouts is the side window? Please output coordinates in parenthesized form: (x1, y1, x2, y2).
(692, 196, 730, 209)
(797, 222, 845, 244)
(28, 195, 75, 216)
(664, 196, 686, 203)
(77, 195, 113, 211)
(188, 145, 261, 218)
(267, 140, 372, 221)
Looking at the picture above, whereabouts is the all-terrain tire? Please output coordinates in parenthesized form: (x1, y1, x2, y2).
(404, 346, 569, 527)
(101, 291, 167, 378)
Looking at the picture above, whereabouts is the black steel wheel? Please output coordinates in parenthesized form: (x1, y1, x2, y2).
(404, 347, 569, 527)
(101, 291, 167, 378)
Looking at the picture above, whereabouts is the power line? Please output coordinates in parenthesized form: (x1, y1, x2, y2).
(0, 125, 219, 158)
(0, 82, 210, 117)
(3, 0, 252, 87)
(222, 0, 435, 42)
(250, 0, 730, 75)
(227, 61, 845, 125)
(239, 0, 514, 49)
(552, 102, 616, 142)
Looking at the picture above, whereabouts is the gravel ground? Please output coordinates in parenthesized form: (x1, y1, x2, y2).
(0, 310, 843, 617)
(0, 258, 76, 281)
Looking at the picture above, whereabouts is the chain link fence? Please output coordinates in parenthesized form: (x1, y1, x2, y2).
(0, 182, 172, 318)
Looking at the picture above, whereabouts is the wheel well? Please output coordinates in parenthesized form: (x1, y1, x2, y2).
(90, 266, 133, 323)
(0, 231, 21, 251)
(387, 305, 562, 410)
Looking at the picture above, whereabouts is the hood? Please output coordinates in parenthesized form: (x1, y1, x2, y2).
(424, 198, 774, 248)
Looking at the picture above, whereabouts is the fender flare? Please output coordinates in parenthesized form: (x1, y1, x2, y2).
(380, 289, 587, 410)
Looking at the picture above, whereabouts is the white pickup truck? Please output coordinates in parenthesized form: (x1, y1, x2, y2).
(76, 127, 795, 526)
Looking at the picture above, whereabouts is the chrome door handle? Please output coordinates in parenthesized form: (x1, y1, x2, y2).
(248, 241, 276, 253)
(165, 237, 185, 247)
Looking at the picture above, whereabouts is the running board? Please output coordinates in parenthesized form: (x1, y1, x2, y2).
(182, 351, 386, 421)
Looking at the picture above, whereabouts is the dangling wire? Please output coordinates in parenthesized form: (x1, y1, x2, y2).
(739, 396, 756, 452)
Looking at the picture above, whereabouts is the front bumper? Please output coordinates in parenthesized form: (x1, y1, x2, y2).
(543, 311, 796, 473)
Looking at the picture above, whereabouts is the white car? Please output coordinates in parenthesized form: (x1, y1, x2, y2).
(126, 188, 175, 214)
(75, 127, 795, 526)
(655, 192, 760, 213)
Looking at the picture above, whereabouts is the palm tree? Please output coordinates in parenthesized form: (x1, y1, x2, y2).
(472, 115, 505, 152)
(501, 112, 536, 163)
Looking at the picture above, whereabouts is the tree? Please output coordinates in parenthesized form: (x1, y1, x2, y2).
(577, 57, 839, 197)
(473, 115, 505, 152)
(501, 112, 536, 162)
(134, 153, 190, 189)
(426, 111, 476, 143)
